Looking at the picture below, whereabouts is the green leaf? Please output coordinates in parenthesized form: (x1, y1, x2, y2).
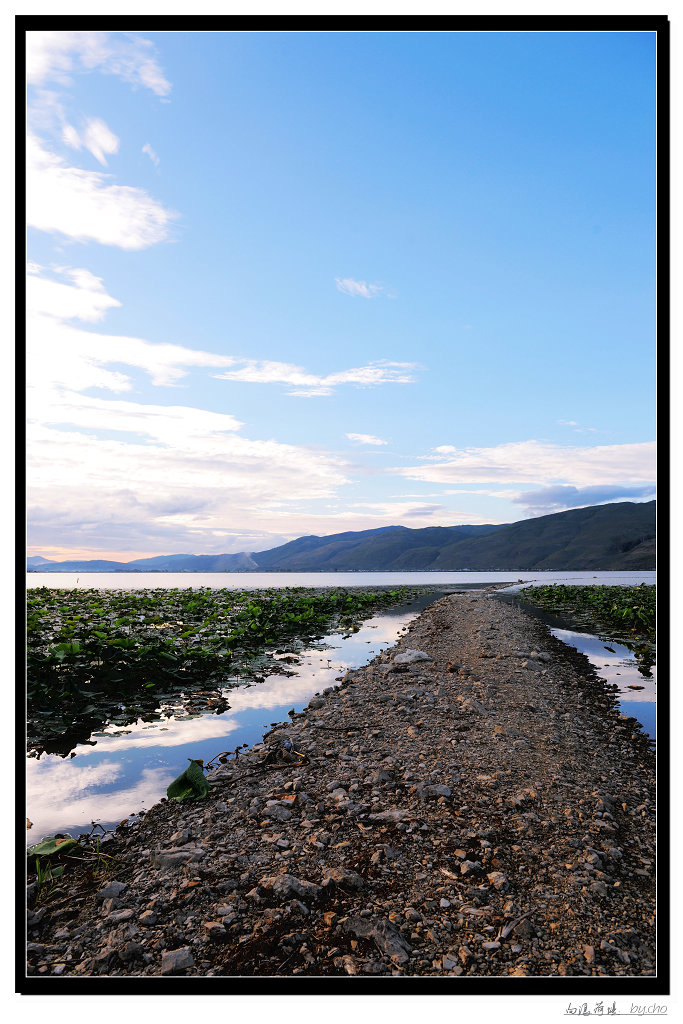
(166, 759, 211, 802)
(27, 835, 78, 858)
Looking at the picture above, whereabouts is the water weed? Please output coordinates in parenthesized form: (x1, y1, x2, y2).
(520, 584, 656, 675)
(26, 586, 419, 754)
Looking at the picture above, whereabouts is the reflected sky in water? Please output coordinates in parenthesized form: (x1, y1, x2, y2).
(549, 627, 656, 739)
(26, 596, 429, 842)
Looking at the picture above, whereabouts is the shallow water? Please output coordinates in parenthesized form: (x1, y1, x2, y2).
(496, 595, 657, 741)
(25, 592, 440, 844)
(548, 627, 656, 739)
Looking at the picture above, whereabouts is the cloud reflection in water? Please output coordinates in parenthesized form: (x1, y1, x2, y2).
(26, 602, 424, 842)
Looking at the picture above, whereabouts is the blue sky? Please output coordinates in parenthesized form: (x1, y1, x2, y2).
(26, 29, 657, 560)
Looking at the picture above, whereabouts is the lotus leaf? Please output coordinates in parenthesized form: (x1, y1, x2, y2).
(27, 835, 78, 858)
(166, 758, 211, 802)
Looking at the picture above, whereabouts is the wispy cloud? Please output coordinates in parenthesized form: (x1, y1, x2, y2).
(27, 411, 351, 556)
(557, 418, 600, 434)
(27, 264, 234, 390)
(512, 483, 656, 515)
(215, 359, 417, 397)
(26, 31, 171, 97)
(142, 142, 160, 167)
(398, 439, 656, 488)
(60, 116, 120, 166)
(346, 500, 492, 526)
(27, 134, 177, 249)
(335, 277, 392, 299)
(28, 262, 121, 322)
(82, 117, 120, 165)
(345, 433, 388, 446)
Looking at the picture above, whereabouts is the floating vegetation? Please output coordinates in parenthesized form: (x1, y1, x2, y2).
(519, 584, 656, 676)
(26, 586, 419, 755)
(27, 824, 123, 902)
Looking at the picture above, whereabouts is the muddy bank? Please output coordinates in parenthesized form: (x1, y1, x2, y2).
(25, 589, 656, 980)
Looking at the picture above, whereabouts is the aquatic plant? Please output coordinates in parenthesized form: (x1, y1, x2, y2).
(26, 586, 418, 754)
(519, 584, 656, 675)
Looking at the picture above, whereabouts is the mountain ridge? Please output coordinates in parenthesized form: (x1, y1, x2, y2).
(27, 501, 656, 572)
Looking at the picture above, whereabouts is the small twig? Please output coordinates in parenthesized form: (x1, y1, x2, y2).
(498, 909, 535, 941)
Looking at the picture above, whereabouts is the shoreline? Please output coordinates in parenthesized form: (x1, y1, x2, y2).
(25, 588, 656, 981)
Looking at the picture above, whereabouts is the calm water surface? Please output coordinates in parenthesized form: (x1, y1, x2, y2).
(550, 628, 656, 739)
(496, 594, 657, 742)
(25, 571, 656, 843)
(26, 570, 656, 590)
(26, 592, 441, 843)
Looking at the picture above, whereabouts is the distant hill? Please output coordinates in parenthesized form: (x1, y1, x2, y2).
(251, 524, 501, 571)
(250, 501, 656, 571)
(27, 500, 656, 573)
(27, 551, 257, 573)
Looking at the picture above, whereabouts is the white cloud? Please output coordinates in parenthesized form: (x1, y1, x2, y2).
(26, 31, 171, 97)
(27, 264, 235, 391)
(26, 411, 351, 556)
(82, 117, 120, 165)
(397, 440, 656, 488)
(27, 133, 177, 249)
(142, 142, 160, 167)
(61, 122, 81, 150)
(346, 433, 388, 446)
(215, 358, 417, 396)
(26, 267, 358, 556)
(27, 263, 121, 322)
(335, 277, 390, 299)
(512, 483, 657, 515)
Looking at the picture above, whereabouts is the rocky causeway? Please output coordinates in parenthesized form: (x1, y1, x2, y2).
(25, 589, 656, 979)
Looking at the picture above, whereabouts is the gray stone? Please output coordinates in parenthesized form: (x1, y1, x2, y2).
(426, 785, 452, 799)
(120, 941, 144, 963)
(486, 871, 510, 892)
(107, 909, 135, 924)
(342, 916, 412, 963)
(27, 907, 47, 927)
(95, 880, 127, 902)
(258, 873, 322, 903)
(262, 805, 293, 822)
(160, 946, 194, 974)
(322, 867, 364, 891)
(460, 859, 483, 875)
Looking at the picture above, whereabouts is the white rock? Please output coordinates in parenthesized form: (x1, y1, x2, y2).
(393, 649, 432, 665)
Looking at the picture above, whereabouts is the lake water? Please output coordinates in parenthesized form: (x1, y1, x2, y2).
(496, 595, 657, 742)
(25, 571, 656, 844)
(25, 592, 441, 843)
(549, 627, 656, 739)
(26, 569, 656, 590)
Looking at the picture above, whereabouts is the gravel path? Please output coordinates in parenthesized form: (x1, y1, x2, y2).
(25, 589, 656, 979)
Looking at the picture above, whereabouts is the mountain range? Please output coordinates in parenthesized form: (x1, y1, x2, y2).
(27, 500, 656, 573)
